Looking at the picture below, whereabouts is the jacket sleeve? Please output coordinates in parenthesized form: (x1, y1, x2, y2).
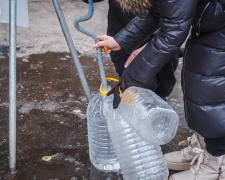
(113, 7, 160, 54)
(82, 0, 104, 3)
(126, 0, 198, 85)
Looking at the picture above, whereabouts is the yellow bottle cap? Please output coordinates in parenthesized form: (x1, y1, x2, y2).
(99, 78, 123, 96)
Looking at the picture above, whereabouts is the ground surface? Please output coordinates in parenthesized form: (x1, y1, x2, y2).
(0, 0, 193, 179)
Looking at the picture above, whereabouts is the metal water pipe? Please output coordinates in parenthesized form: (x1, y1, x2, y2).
(52, 0, 92, 102)
(74, 0, 108, 91)
(9, 0, 17, 173)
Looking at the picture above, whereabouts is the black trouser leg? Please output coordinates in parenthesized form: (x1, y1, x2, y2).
(109, 50, 130, 77)
(205, 136, 225, 156)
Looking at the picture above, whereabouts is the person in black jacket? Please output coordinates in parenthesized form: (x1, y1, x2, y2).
(95, 0, 225, 179)
(83, 0, 152, 76)
(83, 0, 183, 105)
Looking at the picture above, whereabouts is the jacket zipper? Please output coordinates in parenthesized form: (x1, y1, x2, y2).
(183, 45, 191, 124)
(196, 2, 211, 36)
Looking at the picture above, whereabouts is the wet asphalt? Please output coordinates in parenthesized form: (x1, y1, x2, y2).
(0, 45, 194, 180)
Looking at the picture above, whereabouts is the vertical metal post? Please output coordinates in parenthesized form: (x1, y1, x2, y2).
(9, 0, 17, 173)
(52, 0, 92, 101)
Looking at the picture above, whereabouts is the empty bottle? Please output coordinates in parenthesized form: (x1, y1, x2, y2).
(107, 109, 169, 180)
(86, 93, 120, 172)
(107, 87, 179, 179)
(118, 86, 179, 145)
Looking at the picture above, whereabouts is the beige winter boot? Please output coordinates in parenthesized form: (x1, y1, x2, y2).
(219, 155, 225, 180)
(220, 173, 225, 180)
(164, 133, 206, 170)
(169, 148, 225, 180)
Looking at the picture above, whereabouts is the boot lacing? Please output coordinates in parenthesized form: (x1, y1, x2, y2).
(181, 133, 201, 158)
(190, 148, 209, 173)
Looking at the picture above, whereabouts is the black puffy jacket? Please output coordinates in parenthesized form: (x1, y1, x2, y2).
(83, 0, 180, 97)
(83, 0, 142, 76)
(114, 0, 225, 138)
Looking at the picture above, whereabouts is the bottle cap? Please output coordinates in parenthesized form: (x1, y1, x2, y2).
(99, 78, 123, 96)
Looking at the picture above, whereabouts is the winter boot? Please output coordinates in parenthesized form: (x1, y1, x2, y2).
(220, 173, 225, 180)
(164, 132, 206, 170)
(219, 156, 225, 180)
(169, 148, 225, 180)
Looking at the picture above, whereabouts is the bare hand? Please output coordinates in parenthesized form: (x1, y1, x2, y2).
(124, 43, 148, 68)
(94, 35, 121, 54)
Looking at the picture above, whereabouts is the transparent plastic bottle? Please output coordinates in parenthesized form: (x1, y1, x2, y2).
(86, 93, 120, 172)
(107, 109, 169, 180)
(118, 86, 179, 145)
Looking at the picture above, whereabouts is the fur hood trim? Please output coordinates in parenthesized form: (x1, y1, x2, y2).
(115, 0, 152, 14)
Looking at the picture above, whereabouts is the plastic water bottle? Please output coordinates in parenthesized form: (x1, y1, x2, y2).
(107, 87, 179, 179)
(118, 86, 179, 145)
(107, 109, 169, 180)
(86, 93, 120, 172)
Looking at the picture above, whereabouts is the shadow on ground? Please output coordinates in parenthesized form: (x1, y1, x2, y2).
(0, 46, 193, 180)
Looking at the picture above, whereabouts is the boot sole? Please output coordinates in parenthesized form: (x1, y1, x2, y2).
(165, 160, 190, 171)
